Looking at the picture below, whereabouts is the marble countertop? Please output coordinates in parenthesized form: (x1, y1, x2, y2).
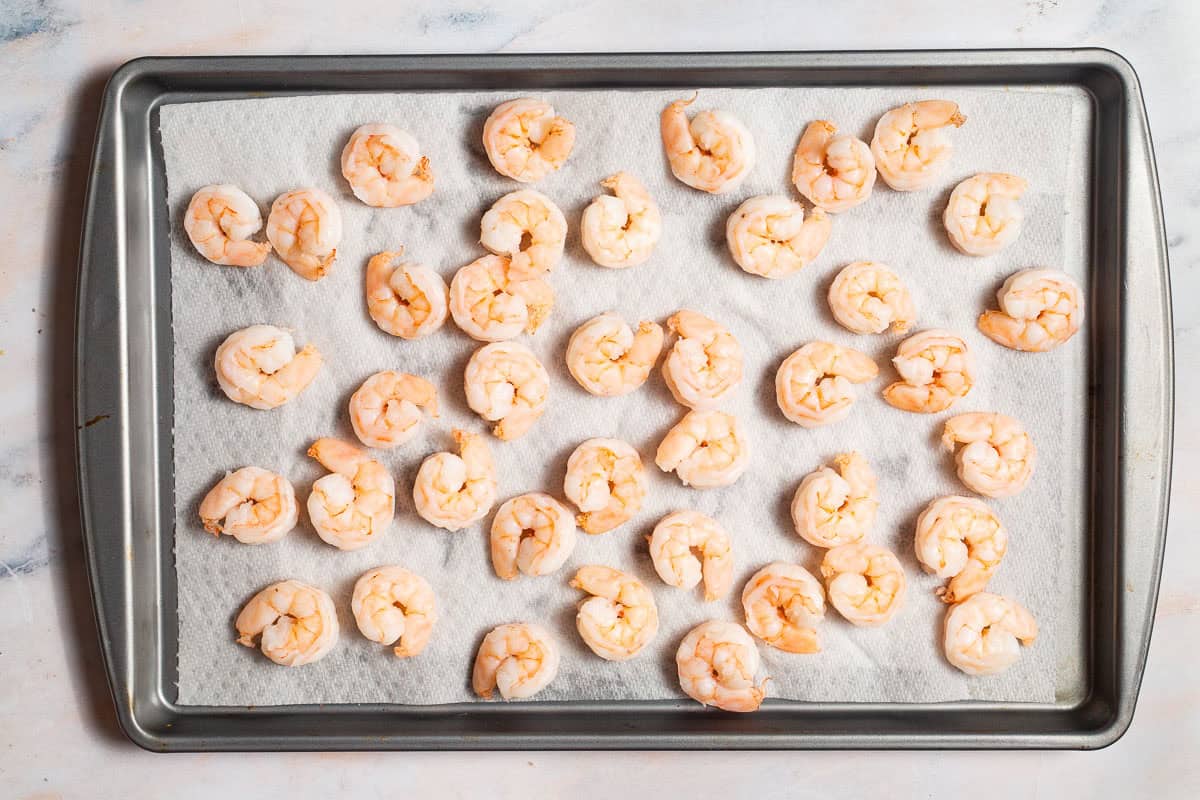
(2, 1, 1196, 796)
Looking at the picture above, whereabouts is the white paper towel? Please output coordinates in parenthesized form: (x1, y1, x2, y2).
(162, 84, 1091, 706)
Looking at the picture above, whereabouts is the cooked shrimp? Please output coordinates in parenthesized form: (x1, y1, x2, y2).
(571, 565, 659, 661)
(882, 329, 975, 413)
(266, 187, 342, 280)
(198, 466, 297, 545)
(413, 429, 497, 531)
(656, 410, 749, 489)
(365, 249, 449, 340)
(480, 189, 567, 279)
(648, 510, 733, 601)
(472, 622, 560, 700)
(943, 592, 1038, 676)
(340, 123, 434, 207)
(562, 438, 647, 534)
(351, 565, 437, 657)
(791, 120, 876, 213)
(820, 543, 906, 627)
(449, 254, 554, 342)
(725, 196, 831, 279)
(482, 98, 575, 183)
(662, 310, 744, 410)
(791, 452, 878, 548)
(306, 438, 395, 551)
(941, 412, 1036, 498)
(915, 496, 1007, 603)
(348, 370, 438, 450)
(464, 342, 549, 441)
(183, 184, 271, 266)
(676, 620, 766, 712)
(235, 580, 338, 666)
(214, 324, 322, 410)
(741, 562, 826, 654)
(775, 341, 877, 427)
(490, 492, 576, 580)
(870, 100, 966, 191)
(827, 261, 916, 335)
(580, 172, 662, 268)
(978, 268, 1084, 352)
(660, 95, 756, 194)
(566, 313, 664, 397)
(943, 173, 1028, 256)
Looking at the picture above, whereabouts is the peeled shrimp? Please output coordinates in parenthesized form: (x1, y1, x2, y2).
(791, 452, 878, 548)
(676, 620, 766, 713)
(183, 184, 271, 266)
(348, 370, 438, 450)
(827, 261, 916, 335)
(943, 592, 1038, 676)
(775, 341, 878, 427)
(340, 123, 434, 207)
(820, 543, 906, 627)
(648, 510, 733, 601)
(464, 341, 549, 440)
(741, 562, 826, 654)
(660, 95, 756, 194)
(490, 492, 577, 580)
(472, 622, 560, 700)
(725, 196, 831, 279)
(449, 254, 554, 342)
(482, 98, 575, 183)
(791, 120, 876, 213)
(214, 324, 322, 410)
(571, 565, 659, 661)
(413, 429, 497, 531)
(915, 496, 1007, 603)
(351, 565, 437, 657)
(365, 249, 449, 340)
(198, 466, 297, 545)
(580, 172, 662, 268)
(562, 438, 647, 534)
(943, 173, 1028, 256)
(235, 580, 338, 666)
(978, 268, 1083, 352)
(883, 329, 975, 413)
(266, 187, 342, 280)
(941, 412, 1036, 498)
(480, 189, 567, 279)
(656, 410, 749, 489)
(662, 310, 744, 411)
(307, 438, 395, 551)
(870, 100, 966, 191)
(566, 313, 664, 397)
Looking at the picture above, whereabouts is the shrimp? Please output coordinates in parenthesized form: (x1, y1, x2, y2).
(820, 543, 906, 627)
(413, 429, 497, 531)
(775, 341, 878, 427)
(791, 452, 878, 548)
(482, 98, 575, 183)
(448, 254, 554, 342)
(480, 189, 567, 279)
(571, 565, 659, 661)
(915, 496, 1007, 603)
(365, 249, 449, 340)
(675, 620, 766, 712)
(725, 196, 831, 279)
(870, 100, 966, 191)
(943, 173, 1028, 256)
(306, 438, 395, 551)
(660, 94, 756, 194)
(464, 342, 549, 440)
(265, 187, 342, 280)
(472, 622, 560, 700)
(198, 466, 297, 545)
(827, 261, 916, 335)
(647, 510, 733, 601)
(580, 172, 662, 268)
(565, 313, 664, 397)
(350, 565, 437, 657)
(943, 592, 1038, 676)
(235, 580, 338, 666)
(978, 268, 1084, 352)
(340, 123, 434, 207)
(183, 184, 271, 266)
(655, 410, 749, 489)
(562, 438, 647, 534)
(348, 370, 439, 450)
(941, 412, 1036, 498)
(214, 324, 322, 410)
(882, 329, 975, 414)
(490, 492, 577, 580)
(661, 310, 744, 411)
(791, 120, 876, 213)
(741, 562, 826, 654)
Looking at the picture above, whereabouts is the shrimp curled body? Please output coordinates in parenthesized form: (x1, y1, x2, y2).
(490, 492, 577, 580)
(235, 580, 338, 666)
(941, 412, 1036, 498)
(791, 452, 878, 548)
(214, 324, 322, 410)
(413, 430, 497, 532)
(943, 592, 1038, 676)
(648, 510, 733, 601)
(571, 565, 659, 661)
(464, 342, 549, 441)
(827, 261, 916, 335)
(915, 496, 1008, 603)
(183, 184, 271, 266)
(660, 95, 756, 194)
(870, 100, 966, 191)
(676, 620, 766, 712)
(340, 123, 434, 207)
(662, 310, 744, 411)
(883, 329, 975, 413)
(307, 438, 395, 551)
(266, 188, 342, 280)
(978, 268, 1083, 352)
(365, 250, 449, 340)
(566, 313, 664, 397)
(581, 172, 662, 268)
(742, 562, 826, 654)
(482, 98, 575, 183)
(656, 410, 749, 489)
(776, 342, 877, 427)
(198, 466, 298, 544)
(563, 438, 647, 534)
(351, 566, 437, 657)
(821, 543, 907, 627)
(726, 195, 831, 279)
(792, 120, 876, 213)
(473, 622, 560, 700)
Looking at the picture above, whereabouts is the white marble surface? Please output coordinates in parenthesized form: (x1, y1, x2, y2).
(0, 0, 1196, 796)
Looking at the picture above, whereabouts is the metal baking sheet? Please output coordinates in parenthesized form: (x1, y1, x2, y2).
(75, 50, 1173, 750)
